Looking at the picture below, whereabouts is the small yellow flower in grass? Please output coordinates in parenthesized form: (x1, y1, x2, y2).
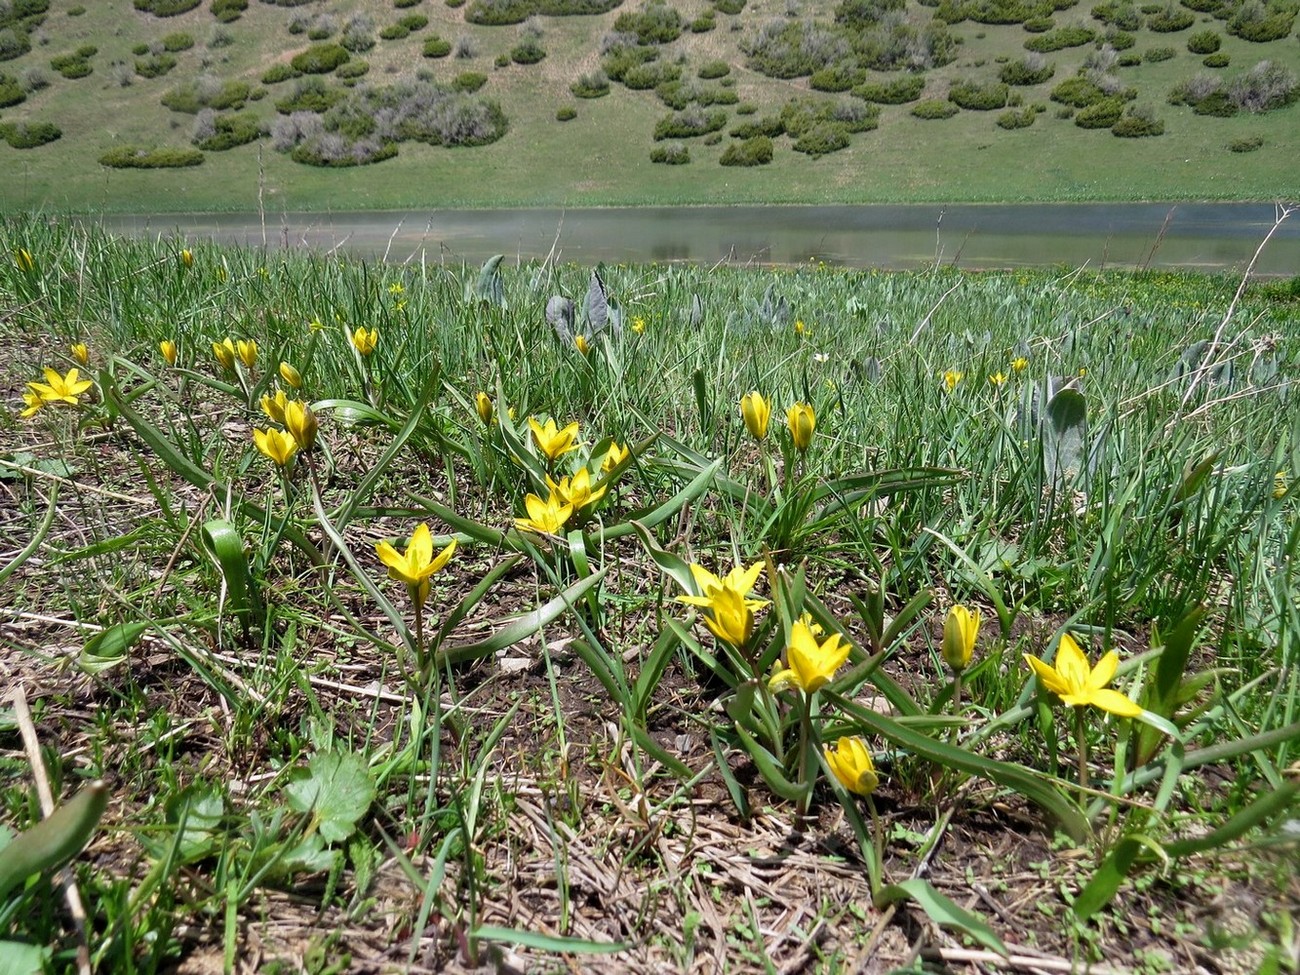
(1022, 633, 1142, 717)
(942, 604, 980, 673)
(1078, 367, 1088, 378)
(601, 441, 630, 474)
(284, 399, 318, 451)
(19, 390, 44, 419)
(387, 281, 404, 296)
(307, 316, 324, 333)
(475, 391, 493, 425)
(546, 467, 606, 510)
(943, 369, 964, 391)
(631, 316, 646, 334)
(680, 561, 768, 609)
(1011, 357, 1029, 373)
(528, 416, 580, 462)
(70, 343, 89, 366)
(375, 523, 457, 610)
(352, 327, 378, 356)
(1274, 471, 1288, 500)
(824, 737, 879, 797)
(253, 427, 298, 467)
(787, 402, 815, 453)
(279, 361, 302, 388)
(770, 619, 850, 694)
(740, 391, 771, 441)
(575, 334, 590, 356)
(15, 248, 34, 272)
(794, 319, 807, 337)
(237, 339, 258, 369)
(160, 340, 178, 366)
(180, 248, 194, 269)
(28, 367, 93, 407)
(514, 491, 574, 536)
(213, 338, 236, 371)
(677, 560, 768, 649)
(216, 265, 228, 283)
(260, 389, 288, 425)
(989, 372, 1007, 387)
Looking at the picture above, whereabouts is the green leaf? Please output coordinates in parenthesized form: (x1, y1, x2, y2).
(201, 519, 264, 636)
(0, 942, 49, 975)
(79, 622, 148, 674)
(285, 751, 376, 845)
(875, 879, 1007, 956)
(1072, 835, 1144, 921)
(0, 781, 108, 901)
(470, 925, 627, 955)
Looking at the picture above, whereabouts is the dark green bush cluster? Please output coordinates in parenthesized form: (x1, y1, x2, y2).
(614, 2, 684, 44)
(601, 42, 657, 82)
(650, 141, 691, 163)
(810, 61, 862, 92)
(1144, 45, 1177, 59)
(835, 0, 905, 25)
(728, 114, 783, 137)
(1091, 1, 1142, 27)
(452, 71, 487, 91)
(0, 119, 60, 147)
(260, 0, 318, 6)
(273, 77, 343, 113)
(555, 105, 577, 120)
(163, 32, 196, 51)
(621, 60, 681, 90)
(996, 105, 1038, 125)
(1074, 95, 1125, 125)
(134, 0, 202, 16)
(136, 54, 179, 78)
(719, 134, 772, 165)
(792, 121, 852, 155)
(99, 145, 205, 168)
(511, 40, 546, 63)
(691, 10, 716, 31)
(262, 63, 300, 84)
(698, 60, 730, 80)
(780, 95, 878, 134)
(1227, 134, 1263, 150)
(1187, 28, 1222, 51)
(571, 70, 610, 97)
(1147, 3, 1195, 28)
(853, 74, 925, 103)
(1118, 51, 1143, 64)
(1051, 74, 1107, 104)
(336, 60, 370, 83)
(967, 0, 1053, 25)
(0, 71, 27, 106)
(1022, 14, 1056, 29)
(163, 78, 252, 113)
(1228, 3, 1295, 41)
(211, 0, 248, 21)
(742, 19, 850, 78)
(1105, 27, 1137, 47)
(0, 27, 32, 62)
(194, 110, 264, 149)
(948, 78, 1010, 108)
(911, 97, 960, 117)
(50, 47, 96, 79)
(291, 43, 350, 74)
(1111, 105, 1165, 133)
(714, 0, 745, 12)
(1024, 25, 1095, 50)
(395, 0, 424, 6)
(653, 106, 727, 139)
(1203, 51, 1230, 65)
(999, 53, 1055, 83)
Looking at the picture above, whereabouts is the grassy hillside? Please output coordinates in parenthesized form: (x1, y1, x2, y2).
(0, 0, 1297, 211)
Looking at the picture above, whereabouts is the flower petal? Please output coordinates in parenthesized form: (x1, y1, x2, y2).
(1024, 653, 1070, 698)
(1086, 688, 1143, 718)
(1054, 634, 1089, 694)
(1087, 650, 1120, 691)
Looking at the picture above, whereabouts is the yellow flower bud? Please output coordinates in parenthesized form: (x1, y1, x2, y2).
(285, 400, 318, 451)
(740, 391, 770, 441)
(352, 327, 378, 356)
(180, 249, 194, 268)
(942, 605, 980, 673)
(824, 737, 879, 797)
(279, 361, 302, 388)
(236, 339, 258, 369)
(160, 340, 178, 366)
(70, 343, 90, 366)
(787, 402, 815, 453)
(212, 338, 236, 371)
(15, 248, 34, 273)
(475, 391, 493, 424)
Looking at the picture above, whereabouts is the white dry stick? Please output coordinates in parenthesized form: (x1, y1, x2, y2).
(11, 685, 93, 975)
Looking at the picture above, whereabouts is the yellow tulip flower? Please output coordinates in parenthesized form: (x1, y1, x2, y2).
(160, 340, 178, 366)
(769, 619, 849, 695)
(631, 317, 647, 334)
(253, 427, 299, 467)
(375, 523, 457, 610)
(824, 737, 879, 797)
(15, 248, 34, 273)
(943, 370, 964, 391)
(180, 248, 194, 268)
(19, 390, 44, 419)
(677, 561, 768, 650)
(1011, 357, 1028, 372)
(942, 604, 980, 673)
(27, 367, 93, 407)
(260, 390, 288, 426)
(575, 335, 590, 356)
(678, 561, 767, 609)
(284, 400, 318, 451)
(547, 467, 607, 510)
(236, 339, 258, 369)
(212, 338, 236, 371)
(740, 391, 771, 441)
(475, 391, 493, 425)
(279, 362, 302, 388)
(1023, 633, 1142, 718)
(70, 343, 90, 366)
(514, 491, 574, 535)
(528, 417, 580, 463)
(1274, 471, 1288, 500)
(989, 372, 1007, 387)
(601, 442, 631, 474)
(352, 327, 378, 356)
(787, 402, 815, 453)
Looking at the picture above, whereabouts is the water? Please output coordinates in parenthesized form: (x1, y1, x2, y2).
(102, 202, 1300, 273)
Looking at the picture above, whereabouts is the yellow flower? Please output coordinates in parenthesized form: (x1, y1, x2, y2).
(160, 340, 178, 366)
(180, 248, 194, 268)
(308, 316, 324, 332)
(1274, 471, 1288, 500)
(514, 491, 574, 535)
(27, 367, 93, 407)
(475, 391, 493, 425)
(631, 316, 646, 334)
(679, 561, 767, 609)
(19, 390, 44, 419)
(15, 248, 34, 272)
(676, 560, 768, 649)
(528, 417, 580, 462)
(284, 400, 318, 451)
(942, 605, 980, 673)
(1011, 357, 1029, 373)
(769, 619, 850, 694)
(253, 427, 298, 467)
(943, 370, 964, 391)
(1023, 633, 1142, 718)
(740, 391, 771, 441)
(237, 339, 258, 369)
(575, 334, 590, 356)
(546, 467, 606, 510)
(70, 343, 89, 366)
(352, 327, 378, 356)
(824, 737, 879, 797)
(387, 281, 404, 295)
(260, 389, 288, 425)
(794, 319, 806, 336)
(1078, 367, 1088, 377)
(787, 402, 815, 453)
(279, 362, 302, 388)
(375, 523, 457, 609)
(601, 441, 630, 474)
(213, 338, 236, 371)
(216, 265, 228, 283)
(989, 372, 1007, 387)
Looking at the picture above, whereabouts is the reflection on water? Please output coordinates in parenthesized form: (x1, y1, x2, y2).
(101, 203, 1300, 273)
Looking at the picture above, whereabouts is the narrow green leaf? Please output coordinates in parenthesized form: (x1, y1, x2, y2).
(201, 519, 264, 635)
(876, 879, 1007, 956)
(0, 781, 108, 900)
(471, 925, 627, 955)
(1072, 836, 1143, 921)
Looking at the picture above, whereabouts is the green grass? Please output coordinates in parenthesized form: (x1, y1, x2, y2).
(2, 213, 1299, 971)
(0, 0, 1296, 211)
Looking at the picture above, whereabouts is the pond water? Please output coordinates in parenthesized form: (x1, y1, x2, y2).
(102, 202, 1300, 274)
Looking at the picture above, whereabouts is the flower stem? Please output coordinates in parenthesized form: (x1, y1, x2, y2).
(1075, 706, 1089, 790)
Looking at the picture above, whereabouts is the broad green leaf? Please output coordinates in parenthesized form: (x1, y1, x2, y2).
(201, 519, 264, 636)
(876, 879, 1007, 956)
(79, 622, 148, 675)
(1072, 835, 1144, 921)
(285, 751, 376, 845)
(0, 781, 108, 900)
(0, 942, 48, 975)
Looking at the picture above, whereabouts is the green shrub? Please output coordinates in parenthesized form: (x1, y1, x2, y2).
(810, 61, 862, 92)
(555, 105, 577, 120)
(0, 73, 25, 107)
(422, 36, 452, 57)
(1228, 6, 1295, 41)
(911, 97, 959, 117)
(1024, 25, 1096, 50)
(336, 60, 370, 80)
(0, 120, 60, 147)
(690, 13, 716, 30)
(511, 40, 546, 64)
(1091, 0, 1142, 27)
(1227, 135, 1263, 150)
(99, 145, 205, 168)
(163, 32, 195, 51)
(1147, 4, 1195, 28)
(395, 0, 424, 6)
(133, 43, 152, 57)
(1187, 27, 1221, 50)
(380, 23, 410, 39)
(262, 63, 300, 84)
(0, 28, 32, 63)
(734, 101, 757, 114)
(792, 121, 852, 155)
(452, 70, 487, 91)
(292, 43, 350, 74)
(728, 114, 783, 137)
(571, 71, 610, 97)
(274, 77, 343, 113)
(698, 60, 731, 79)
(136, 54, 178, 78)
(1106, 28, 1137, 48)
(948, 78, 1010, 109)
(996, 105, 1037, 126)
(714, 0, 745, 12)
(1022, 14, 1056, 28)
(68, 4, 86, 13)
(614, 3, 684, 44)
(465, 0, 533, 24)
(1193, 89, 1238, 113)
(719, 134, 772, 165)
(163, 78, 251, 113)
(1118, 51, 1143, 64)
(621, 61, 680, 90)
(653, 106, 727, 138)
(650, 141, 691, 163)
(211, 0, 247, 20)
(50, 52, 93, 79)
(400, 13, 429, 28)
(698, 86, 738, 105)
(601, 43, 657, 82)
(1074, 95, 1124, 125)
(1111, 106, 1165, 134)
(133, 0, 202, 15)
(1144, 45, 1177, 59)
(853, 75, 925, 103)
(1051, 75, 1106, 105)
(494, 53, 511, 67)
(76, 45, 98, 58)
(999, 54, 1055, 84)
(1202, 51, 1230, 65)
(194, 111, 264, 149)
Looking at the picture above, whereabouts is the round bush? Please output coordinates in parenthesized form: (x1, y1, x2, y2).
(135, 54, 178, 78)
(163, 32, 195, 52)
(729, 115, 783, 137)
(698, 59, 730, 79)
(511, 40, 546, 64)
(714, 0, 745, 12)
(996, 106, 1037, 126)
(854, 74, 925, 102)
(1111, 109, 1165, 134)
(653, 107, 727, 139)
(1187, 27, 1221, 51)
(555, 105, 576, 120)
(719, 134, 772, 165)
(1202, 51, 1230, 65)
(422, 36, 452, 57)
(379, 23, 410, 40)
(570, 71, 610, 97)
(1147, 5, 1195, 29)
(292, 43, 350, 74)
(133, 0, 201, 16)
(262, 63, 300, 84)
(336, 60, 370, 80)
(911, 98, 959, 117)
(1025, 26, 1096, 51)
(1051, 75, 1106, 105)
(1144, 45, 1177, 60)
(1118, 52, 1143, 64)
(0, 120, 61, 147)
(690, 14, 716, 31)
(212, 0, 248, 21)
(810, 61, 862, 92)
(1023, 14, 1056, 29)
(792, 121, 851, 155)
(99, 145, 205, 168)
(465, 0, 532, 25)
(395, 0, 424, 6)
(948, 78, 1010, 109)
(1228, 13, 1295, 42)
(452, 70, 487, 91)
(650, 142, 691, 163)
(400, 13, 429, 28)
(999, 55, 1055, 84)
(1227, 135, 1263, 151)
(1074, 96, 1124, 125)
(132, 43, 151, 57)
